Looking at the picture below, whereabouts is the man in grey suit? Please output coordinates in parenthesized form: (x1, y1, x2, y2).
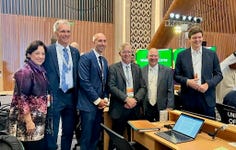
(108, 43, 146, 142)
(141, 48, 174, 122)
(174, 26, 223, 118)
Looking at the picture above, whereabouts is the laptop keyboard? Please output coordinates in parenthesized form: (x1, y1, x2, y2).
(156, 130, 191, 143)
(168, 131, 190, 141)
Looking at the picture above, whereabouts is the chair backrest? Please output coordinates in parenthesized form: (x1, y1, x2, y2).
(0, 131, 25, 150)
(100, 123, 134, 150)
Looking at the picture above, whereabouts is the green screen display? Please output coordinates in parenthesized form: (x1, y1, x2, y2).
(158, 49, 172, 68)
(205, 46, 216, 51)
(135, 46, 216, 69)
(173, 48, 186, 69)
(135, 49, 149, 68)
(135, 48, 172, 68)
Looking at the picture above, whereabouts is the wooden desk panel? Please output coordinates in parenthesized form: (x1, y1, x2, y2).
(130, 110, 236, 150)
(138, 131, 236, 150)
(133, 131, 156, 150)
(0, 91, 13, 95)
(178, 133, 235, 150)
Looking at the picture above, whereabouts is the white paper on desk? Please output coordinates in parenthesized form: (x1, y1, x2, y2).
(229, 142, 236, 147)
(220, 53, 236, 72)
(159, 110, 168, 121)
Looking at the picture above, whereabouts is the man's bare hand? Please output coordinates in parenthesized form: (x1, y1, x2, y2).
(187, 78, 200, 90)
(124, 97, 137, 109)
(197, 83, 209, 93)
(98, 99, 108, 109)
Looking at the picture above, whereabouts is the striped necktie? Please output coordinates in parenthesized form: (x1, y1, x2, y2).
(61, 48, 69, 92)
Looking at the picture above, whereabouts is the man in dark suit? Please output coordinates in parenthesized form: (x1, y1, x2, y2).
(174, 26, 223, 118)
(108, 43, 146, 141)
(43, 19, 80, 150)
(141, 48, 174, 122)
(77, 33, 109, 150)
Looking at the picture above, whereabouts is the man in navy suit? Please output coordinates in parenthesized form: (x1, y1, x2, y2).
(77, 33, 109, 150)
(141, 48, 174, 122)
(174, 26, 223, 118)
(108, 43, 146, 143)
(43, 19, 80, 150)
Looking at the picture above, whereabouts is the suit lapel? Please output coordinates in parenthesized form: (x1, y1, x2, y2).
(118, 62, 126, 83)
(70, 46, 77, 80)
(131, 64, 138, 89)
(131, 64, 135, 85)
(157, 65, 162, 90)
(103, 58, 108, 81)
(91, 51, 102, 79)
(51, 45, 60, 77)
(186, 49, 194, 77)
(201, 48, 207, 79)
(143, 66, 149, 86)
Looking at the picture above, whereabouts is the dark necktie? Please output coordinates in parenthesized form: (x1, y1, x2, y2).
(99, 56, 103, 74)
(99, 56, 105, 92)
(61, 48, 69, 92)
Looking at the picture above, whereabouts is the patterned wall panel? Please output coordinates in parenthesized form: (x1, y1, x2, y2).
(0, 0, 113, 23)
(130, 0, 152, 50)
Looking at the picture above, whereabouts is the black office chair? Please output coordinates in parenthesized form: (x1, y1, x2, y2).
(100, 123, 135, 150)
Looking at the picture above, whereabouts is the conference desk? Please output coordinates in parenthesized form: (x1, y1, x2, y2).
(129, 110, 236, 150)
(0, 91, 13, 95)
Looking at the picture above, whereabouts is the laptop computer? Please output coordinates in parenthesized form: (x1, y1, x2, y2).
(216, 103, 236, 124)
(155, 113, 204, 144)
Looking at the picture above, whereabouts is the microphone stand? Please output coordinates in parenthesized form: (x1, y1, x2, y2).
(208, 124, 228, 140)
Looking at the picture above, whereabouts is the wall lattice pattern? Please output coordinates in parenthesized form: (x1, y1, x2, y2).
(130, 0, 152, 50)
(0, 0, 113, 23)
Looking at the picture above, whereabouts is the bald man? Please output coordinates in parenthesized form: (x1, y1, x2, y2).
(141, 48, 174, 122)
(77, 33, 109, 150)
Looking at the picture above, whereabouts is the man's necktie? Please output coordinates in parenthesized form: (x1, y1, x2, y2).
(99, 56, 105, 92)
(126, 65, 133, 87)
(61, 48, 69, 92)
(99, 56, 103, 74)
(149, 68, 157, 106)
(125, 65, 134, 97)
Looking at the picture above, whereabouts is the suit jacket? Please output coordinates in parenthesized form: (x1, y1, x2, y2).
(77, 50, 109, 112)
(108, 62, 146, 119)
(174, 47, 223, 107)
(43, 44, 80, 105)
(141, 64, 174, 112)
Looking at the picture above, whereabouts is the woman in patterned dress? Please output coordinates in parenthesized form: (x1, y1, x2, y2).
(8, 40, 48, 150)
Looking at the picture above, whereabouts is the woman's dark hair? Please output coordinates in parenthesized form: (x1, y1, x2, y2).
(25, 40, 47, 61)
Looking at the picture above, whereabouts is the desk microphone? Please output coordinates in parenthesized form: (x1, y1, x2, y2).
(207, 124, 228, 139)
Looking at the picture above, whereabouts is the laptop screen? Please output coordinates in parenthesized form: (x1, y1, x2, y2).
(173, 114, 204, 138)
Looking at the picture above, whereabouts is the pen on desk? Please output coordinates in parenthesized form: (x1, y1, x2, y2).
(164, 124, 174, 129)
